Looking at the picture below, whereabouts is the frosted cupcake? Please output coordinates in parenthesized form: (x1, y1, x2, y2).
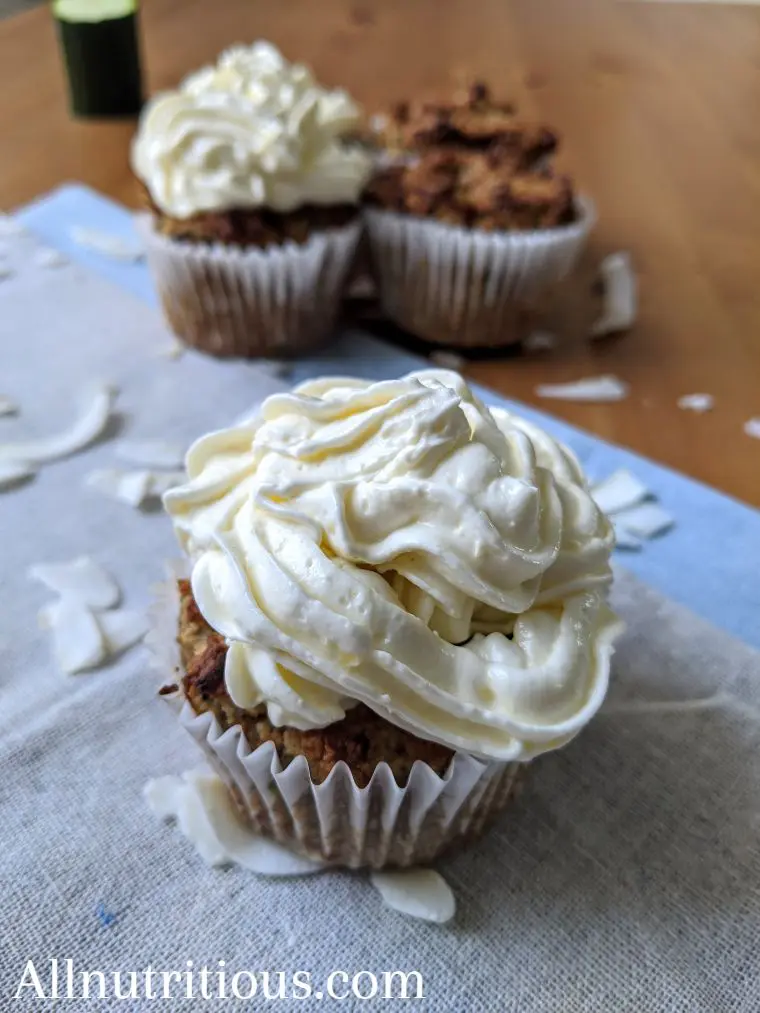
(161, 370, 622, 868)
(362, 84, 594, 348)
(132, 42, 372, 357)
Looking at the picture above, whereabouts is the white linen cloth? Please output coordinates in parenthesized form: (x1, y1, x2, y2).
(1, 232, 759, 1011)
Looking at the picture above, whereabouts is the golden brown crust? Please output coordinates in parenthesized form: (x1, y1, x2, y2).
(372, 82, 557, 165)
(363, 83, 575, 231)
(364, 149, 575, 231)
(176, 580, 454, 788)
(139, 184, 358, 248)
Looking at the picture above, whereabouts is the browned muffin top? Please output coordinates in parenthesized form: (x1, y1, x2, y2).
(364, 149, 575, 231)
(176, 580, 454, 788)
(365, 82, 576, 231)
(374, 82, 558, 166)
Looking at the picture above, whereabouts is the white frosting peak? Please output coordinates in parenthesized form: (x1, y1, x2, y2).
(165, 371, 622, 762)
(131, 41, 372, 218)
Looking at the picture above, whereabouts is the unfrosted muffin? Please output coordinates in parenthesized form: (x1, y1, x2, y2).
(158, 370, 622, 868)
(132, 42, 372, 357)
(362, 84, 593, 348)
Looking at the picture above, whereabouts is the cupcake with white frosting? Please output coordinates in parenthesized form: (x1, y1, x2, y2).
(132, 42, 372, 357)
(159, 370, 622, 868)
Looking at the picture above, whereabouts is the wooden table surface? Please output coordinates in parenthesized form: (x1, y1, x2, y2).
(1, 0, 759, 505)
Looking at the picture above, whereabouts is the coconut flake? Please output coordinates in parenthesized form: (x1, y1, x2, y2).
(98, 609, 148, 655)
(0, 459, 35, 489)
(523, 331, 557, 353)
(145, 770, 325, 876)
(33, 247, 68, 269)
(743, 417, 760, 440)
(612, 522, 642, 551)
(0, 396, 18, 417)
(429, 351, 466, 372)
(590, 252, 637, 338)
(85, 468, 150, 507)
(191, 773, 324, 876)
(613, 502, 674, 540)
(29, 556, 120, 610)
(86, 467, 185, 507)
(41, 597, 107, 674)
(147, 471, 186, 497)
(115, 439, 186, 470)
(69, 226, 144, 262)
(535, 375, 629, 403)
(677, 393, 714, 413)
(370, 869, 456, 924)
(591, 469, 650, 516)
(0, 383, 115, 464)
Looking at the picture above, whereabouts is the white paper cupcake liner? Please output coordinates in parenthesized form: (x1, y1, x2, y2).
(147, 566, 522, 869)
(136, 214, 362, 358)
(363, 197, 595, 348)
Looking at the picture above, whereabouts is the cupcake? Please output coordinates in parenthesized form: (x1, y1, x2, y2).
(160, 370, 622, 868)
(362, 84, 594, 348)
(131, 42, 372, 358)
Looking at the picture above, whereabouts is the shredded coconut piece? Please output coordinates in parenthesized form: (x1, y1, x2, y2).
(99, 609, 148, 656)
(613, 502, 675, 539)
(86, 467, 185, 507)
(590, 252, 637, 338)
(591, 469, 650, 516)
(0, 459, 35, 489)
(33, 247, 68, 269)
(115, 438, 186, 471)
(743, 417, 760, 440)
(370, 869, 456, 923)
(612, 523, 642, 551)
(70, 226, 144, 262)
(677, 393, 714, 413)
(40, 597, 107, 674)
(147, 471, 186, 497)
(29, 556, 120, 610)
(0, 384, 115, 464)
(535, 375, 629, 402)
(85, 468, 151, 507)
(144, 770, 325, 876)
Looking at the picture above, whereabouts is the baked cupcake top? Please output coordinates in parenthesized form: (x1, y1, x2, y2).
(364, 83, 576, 231)
(164, 370, 622, 762)
(131, 41, 373, 220)
(372, 82, 558, 165)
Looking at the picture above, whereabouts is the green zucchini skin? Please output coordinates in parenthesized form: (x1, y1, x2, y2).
(56, 11, 143, 118)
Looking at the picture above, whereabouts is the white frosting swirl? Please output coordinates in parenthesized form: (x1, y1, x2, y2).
(131, 41, 372, 218)
(165, 370, 622, 762)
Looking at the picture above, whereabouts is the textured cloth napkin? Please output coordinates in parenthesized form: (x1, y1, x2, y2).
(2, 232, 760, 1012)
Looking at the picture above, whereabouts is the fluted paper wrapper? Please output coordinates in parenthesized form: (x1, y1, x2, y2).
(136, 214, 361, 359)
(363, 198, 594, 348)
(147, 568, 522, 869)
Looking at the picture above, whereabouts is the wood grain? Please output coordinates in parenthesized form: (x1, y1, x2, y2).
(1, 0, 759, 505)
